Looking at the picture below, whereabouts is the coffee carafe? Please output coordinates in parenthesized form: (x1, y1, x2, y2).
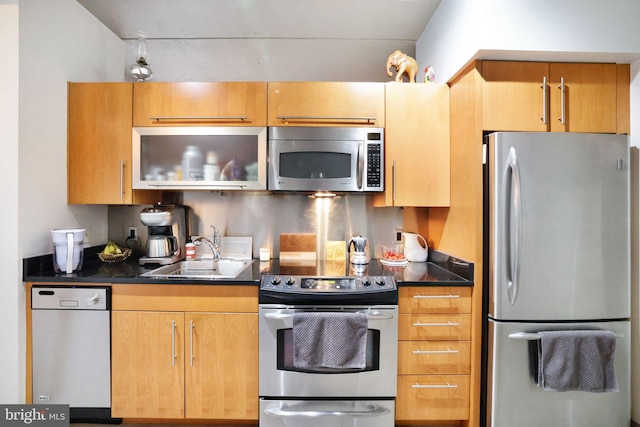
(348, 235, 370, 265)
(139, 203, 188, 265)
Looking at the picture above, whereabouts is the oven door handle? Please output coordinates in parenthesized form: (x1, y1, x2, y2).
(264, 405, 391, 418)
(263, 310, 394, 320)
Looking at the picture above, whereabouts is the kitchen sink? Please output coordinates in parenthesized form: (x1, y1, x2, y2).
(142, 259, 254, 280)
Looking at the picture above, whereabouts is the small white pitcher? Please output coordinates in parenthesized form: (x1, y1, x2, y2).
(402, 232, 428, 262)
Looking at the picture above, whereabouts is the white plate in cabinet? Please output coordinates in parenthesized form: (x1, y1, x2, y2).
(396, 375, 470, 421)
(399, 286, 472, 314)
(398, 314, 471, 341)
(398, 340, 471, 375)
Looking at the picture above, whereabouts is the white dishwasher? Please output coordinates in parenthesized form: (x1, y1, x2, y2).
(32, 286, 118, 423)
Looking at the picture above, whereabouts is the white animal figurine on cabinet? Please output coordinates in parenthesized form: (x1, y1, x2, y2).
(386, 50, 418, 83)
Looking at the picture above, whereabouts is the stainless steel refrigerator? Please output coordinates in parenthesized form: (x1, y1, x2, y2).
(482, 132, 630, 427)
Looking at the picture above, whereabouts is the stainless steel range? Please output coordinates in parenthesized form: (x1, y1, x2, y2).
(258, 274, 398, 427)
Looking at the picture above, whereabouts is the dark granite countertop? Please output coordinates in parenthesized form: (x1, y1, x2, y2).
(24, 246, 473, 287)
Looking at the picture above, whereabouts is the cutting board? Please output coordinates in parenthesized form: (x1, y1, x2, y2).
(280, 233, 317, 263)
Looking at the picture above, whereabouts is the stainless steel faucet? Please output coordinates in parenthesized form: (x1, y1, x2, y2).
(193, 225, 221, 259)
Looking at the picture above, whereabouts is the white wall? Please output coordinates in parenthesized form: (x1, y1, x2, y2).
(416, 0, 640, 84)
(4, 0, 124, 403)
(0, 1, 20, 404)
(124, 38, 415, 82)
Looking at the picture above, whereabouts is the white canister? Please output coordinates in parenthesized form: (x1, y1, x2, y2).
(182, 146, 204, 181)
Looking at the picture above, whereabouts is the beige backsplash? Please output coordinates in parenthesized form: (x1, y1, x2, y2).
(108, 192, 403, 260)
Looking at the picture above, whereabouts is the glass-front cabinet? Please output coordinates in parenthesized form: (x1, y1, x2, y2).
(132, 127, 267, 190)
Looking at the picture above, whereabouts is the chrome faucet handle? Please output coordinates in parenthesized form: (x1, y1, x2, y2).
(210, 225, 221, 248)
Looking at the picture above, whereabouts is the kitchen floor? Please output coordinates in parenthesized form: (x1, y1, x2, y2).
(73, 424, 259, 427)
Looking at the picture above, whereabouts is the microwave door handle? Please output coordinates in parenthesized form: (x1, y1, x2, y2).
(357, 142, 364, 190)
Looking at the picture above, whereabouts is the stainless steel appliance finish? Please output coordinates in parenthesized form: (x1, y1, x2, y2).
(268, 127, 384, 192)
(139, 204, 189, 265)
(259, 399, 395, 427)
(32, 286, 114, 422)
(259, 304, 398, 397)
(259, 274, 397, 427)
(483, 132, 630, 427)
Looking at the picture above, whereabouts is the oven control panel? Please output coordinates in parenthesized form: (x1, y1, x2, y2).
(261, 275, 396, 292)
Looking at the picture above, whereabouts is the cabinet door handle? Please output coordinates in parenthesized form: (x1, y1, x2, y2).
(149, 115, 248, 122)
(540, 76, 547, 124)
(413, 348, 459, 354)
(557, 77, 566, 125)
(189, 320, 195, 366)
(412, 294, 460, 299)
(276, 115, 376, 124)
(413, 321, 459, 327)
(171, 319, 176, 367)
(119, 159, 125, 200)
(392, 160, 397, 202)
(411, 382, 458, 389)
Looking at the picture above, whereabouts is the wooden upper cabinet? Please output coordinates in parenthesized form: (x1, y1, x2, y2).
(376, 83, 450, 207)
(133, 82, 268, 126)
(480, 61, 624, 134)
(67, 82, 157, 205)
(548, 63, 617, 133)
(267, 82, 385, 127)
(481, 61, 549, 132)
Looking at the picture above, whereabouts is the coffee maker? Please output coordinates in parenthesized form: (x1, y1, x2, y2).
(139, 204, 189, 265)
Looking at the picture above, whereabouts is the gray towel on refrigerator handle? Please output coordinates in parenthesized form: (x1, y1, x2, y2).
(537, 330, 618, 392)
(293, 312, 368, 370)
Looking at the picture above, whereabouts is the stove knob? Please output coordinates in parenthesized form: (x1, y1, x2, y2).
(376, 277, 387, 287)
(270, 276, 282, 286)
(285, 277, 296, 287)
(362, 277, 372, 287)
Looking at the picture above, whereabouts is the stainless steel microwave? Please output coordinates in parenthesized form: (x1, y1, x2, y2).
(267, 127, 384, 193)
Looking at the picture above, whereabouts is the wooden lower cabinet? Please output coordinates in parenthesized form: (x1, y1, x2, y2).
(111, 311, 186, 419)
(397, 286, 472, 423)
(111, 285, 258, 421)
(185, 312, 258, 419)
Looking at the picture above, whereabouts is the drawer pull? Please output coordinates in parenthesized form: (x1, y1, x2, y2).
(413, 348, 459, 355)
(412, 382, 458, 389)
(412, 294, 460, 299)
(413, 321, 459, 327)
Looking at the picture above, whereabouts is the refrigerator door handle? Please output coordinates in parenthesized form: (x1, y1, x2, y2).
(504, 147, 522, 305)
(509, 331, 624, 341)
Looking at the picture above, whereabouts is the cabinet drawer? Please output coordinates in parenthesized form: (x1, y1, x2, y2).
(399, 314, 471, 341)
(396, 375, 470, 421)
(399, 286, 471, 314)
(398, 341, 470, 375)
(111, 284, 258, 312)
